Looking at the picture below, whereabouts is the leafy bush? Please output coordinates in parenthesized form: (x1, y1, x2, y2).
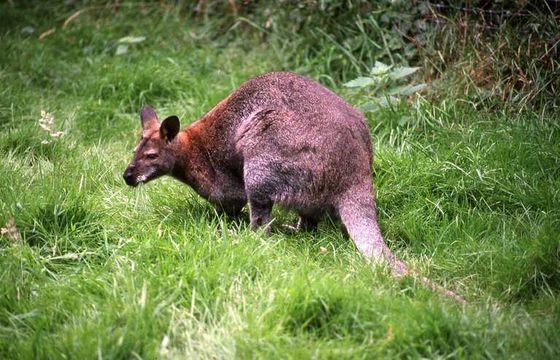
(344, 61, 427, 112)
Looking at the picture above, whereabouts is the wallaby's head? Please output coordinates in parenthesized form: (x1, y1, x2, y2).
(123, 106, 181, 187)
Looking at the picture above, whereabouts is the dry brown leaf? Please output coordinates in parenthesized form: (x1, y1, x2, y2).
(63, 9, 85, 29)
(1, 217, 21, 242)
(50, 131, 65, 138)
(39, 110, 54, 132)
(38, 28, 56, 41)
(384, 325, 394, 341)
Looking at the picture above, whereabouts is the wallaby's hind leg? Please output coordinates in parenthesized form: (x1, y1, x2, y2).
(244, 165, 274, 233)
(337, 190, 407, 275)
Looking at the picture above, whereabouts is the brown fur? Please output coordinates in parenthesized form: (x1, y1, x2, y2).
(123, 72, 464, 302)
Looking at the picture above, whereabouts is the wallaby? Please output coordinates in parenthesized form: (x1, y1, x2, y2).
(124, 72, 464, 302)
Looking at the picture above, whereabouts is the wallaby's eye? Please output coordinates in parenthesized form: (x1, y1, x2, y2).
(146, 153, 158, 160)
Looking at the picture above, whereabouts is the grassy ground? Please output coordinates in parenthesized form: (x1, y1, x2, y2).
(1, 3, 559, 359)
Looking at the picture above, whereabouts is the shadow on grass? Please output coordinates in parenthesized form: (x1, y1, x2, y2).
(21, 201, 104, 250)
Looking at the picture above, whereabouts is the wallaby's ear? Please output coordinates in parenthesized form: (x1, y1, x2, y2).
(140, 106, 159, 131)
(160, 116, 180, 142)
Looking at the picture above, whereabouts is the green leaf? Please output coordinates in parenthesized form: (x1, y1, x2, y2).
(343, 77, 376, 88)
(118, 36, 146, 44)
(359, 102, 380, 112)
(370, 61, 391, 76)
(398, 116, 413, 126)
(389, 83, 428, 96)
(359, 96, 400, 113)
(389, 66, 419, 80)
(376, 95, 400, 108)
(115, 44, 129, 55)
(21, 26, 35, 34)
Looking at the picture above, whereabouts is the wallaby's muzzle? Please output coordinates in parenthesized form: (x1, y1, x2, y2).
(123, 166, 138, 187)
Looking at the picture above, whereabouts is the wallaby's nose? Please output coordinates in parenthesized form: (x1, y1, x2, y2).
(123, 167, 137, 187)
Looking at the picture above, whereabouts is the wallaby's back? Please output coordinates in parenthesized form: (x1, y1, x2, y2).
(193, 72, 373, 211)
(232, 73, 371, 210)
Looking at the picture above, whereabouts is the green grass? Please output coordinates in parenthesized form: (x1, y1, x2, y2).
(1, 2, 559, 359)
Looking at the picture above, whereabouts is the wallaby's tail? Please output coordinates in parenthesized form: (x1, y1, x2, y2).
(337, 197, 407, 275)
(337, 196, 466, 304)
